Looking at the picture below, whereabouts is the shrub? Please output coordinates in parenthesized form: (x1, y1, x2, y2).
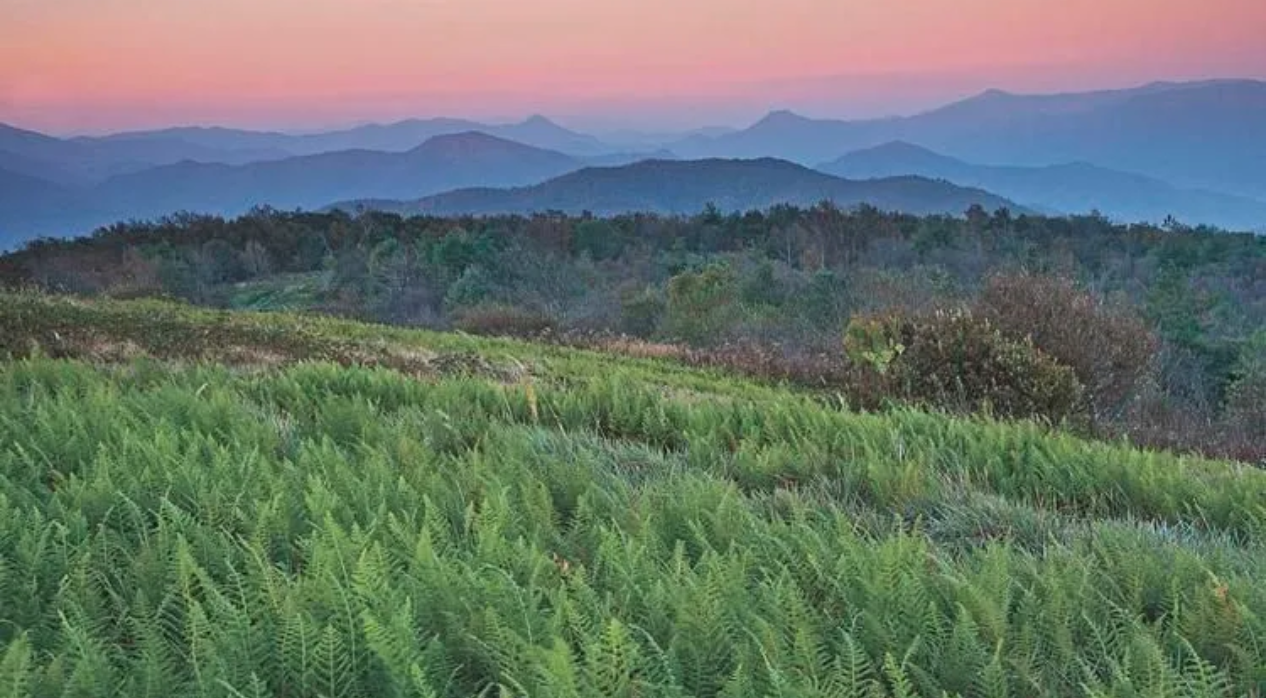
(738, 258, 786, 307)
(103, 248, 164, 299)
(453, 303, 555, 337)
(443, 265, 499, 312)
(619, 285, 666, 337)
(662, 262, 741, 345)
(843, 314, 905, 376)
(848, 309, 1085, 424)
(976, 271, 1157, 423)
(572, 219, 626, 260)
(1221, 332, 1266, 461)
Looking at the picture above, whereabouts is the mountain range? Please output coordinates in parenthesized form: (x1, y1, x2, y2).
(335, 158, 1019, 218)
(82, 114, 614, 162)
(1, 134, 1009, 247)
(819, 141, 1266, 230)
(2, 78, 1264, 247)
(671, 79, 1266, 200)
(0, 133, 597, 245)
(92, 132, 585, 221)
(0, 115, 628, 187)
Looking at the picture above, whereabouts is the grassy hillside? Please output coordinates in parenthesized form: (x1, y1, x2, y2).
(1, 292, 1265, 697)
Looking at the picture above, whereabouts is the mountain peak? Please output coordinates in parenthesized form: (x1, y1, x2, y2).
(406, 131, 577, 165)
(413, 131, 519, 151)
(864, 140, 939, 156)
(977, 88, 1014, 99)
(753, 110, 812, 129)
(820, 140, 963, 171)
(519, 114, 561, 129)
(390, 154, 1017, 217)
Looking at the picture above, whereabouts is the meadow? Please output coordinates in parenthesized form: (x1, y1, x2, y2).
(1, 292, 1264, 697)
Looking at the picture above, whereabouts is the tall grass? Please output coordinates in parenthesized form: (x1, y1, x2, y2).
(1, 350, 1265, 697)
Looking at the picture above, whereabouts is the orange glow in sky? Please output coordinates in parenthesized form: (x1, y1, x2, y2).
(2, 0, 1264, 132)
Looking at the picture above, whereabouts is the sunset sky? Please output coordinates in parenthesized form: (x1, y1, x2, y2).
(3, 0, 1265, 134)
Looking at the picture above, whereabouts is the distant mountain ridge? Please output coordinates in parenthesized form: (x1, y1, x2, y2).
(1, 115, 634, 188)
(0, 167, 107, 250)
(335, 157, 1021, 218)
(90, 132, 583, 220)
(0, 132, 591, 244)
(819, 141, 1266, 231)
(79, 114, 615, 162)
(4, 77, 1264, 244)
(673, 79, 1266, 199)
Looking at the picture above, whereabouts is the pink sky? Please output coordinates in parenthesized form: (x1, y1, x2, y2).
(2, 0, 1265, 134)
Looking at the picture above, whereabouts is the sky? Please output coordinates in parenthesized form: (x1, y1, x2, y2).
(2, 0, 1265, 135)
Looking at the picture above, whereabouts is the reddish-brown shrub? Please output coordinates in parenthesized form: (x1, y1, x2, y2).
(102, 248, 165, 299)
(976, 271, 1158, 424)
(452, 304, 555, 337)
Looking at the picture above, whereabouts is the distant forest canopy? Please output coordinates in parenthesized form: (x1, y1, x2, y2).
(3, 202, 1264, 460)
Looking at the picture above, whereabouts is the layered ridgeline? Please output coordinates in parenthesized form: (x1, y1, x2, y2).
(673, 80, 1266, 200)
(818, 142, 1266, 232)
(5, 79, 1266, 244)
(0, 133, 589, 244)
(0, 129, 1011, 246)
(1, 291, 1265, 697)
(337, 158, 1019, 217)
(91, 133, 583, 221)
(0, 115, 614, 184)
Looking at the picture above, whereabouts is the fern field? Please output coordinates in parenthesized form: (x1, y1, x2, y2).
(1, 296, 1265, 697)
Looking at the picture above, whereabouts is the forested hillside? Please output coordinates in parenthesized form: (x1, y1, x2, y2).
(3, 204, 1263, 462)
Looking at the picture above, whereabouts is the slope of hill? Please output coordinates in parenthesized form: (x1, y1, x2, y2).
(0, 147, 81, 185)
(3, 122, 293, 183)
(91, 132, 583, 220)
(676, 79, 1266, 198)
(0, 122, 104, 184)
(0, 122, 88, 165)
(820, 141, 1266, 231)
(80, 125, 303, 153)
(488, 114, 612, 155)
(72, 132, 293, 167)
(1, 290, 1264, 696)
(349, 157, 1019, 216)
(0, 168, 110, 250)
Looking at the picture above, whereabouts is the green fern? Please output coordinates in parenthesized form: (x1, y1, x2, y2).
(0, 632, 33, 698)
(2, 332, 1266, 698)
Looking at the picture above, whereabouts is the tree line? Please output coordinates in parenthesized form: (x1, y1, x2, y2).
(2, 203, 1262, 461)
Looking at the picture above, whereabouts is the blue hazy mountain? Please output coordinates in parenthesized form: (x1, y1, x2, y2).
(819, 141, 1266, 231)
(675, 79, 1266, 199)
(83, 115, 615, 159)
(1, 115, 624, 189)
(5, 79, 1263, 243)
(89, 132, 583, 220)
(335, 157, 1020, 218)
(0, 133, 586, 244)
(0, 167, 110, 251)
